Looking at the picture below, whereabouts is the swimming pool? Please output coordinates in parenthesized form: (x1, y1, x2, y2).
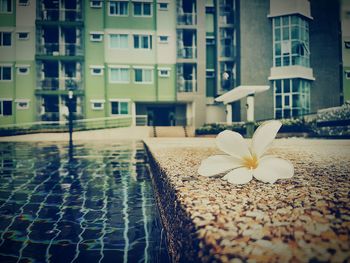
(0, 141, 169, 263)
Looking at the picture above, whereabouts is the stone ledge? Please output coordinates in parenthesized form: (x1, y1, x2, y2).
(144, 138, 350, 262)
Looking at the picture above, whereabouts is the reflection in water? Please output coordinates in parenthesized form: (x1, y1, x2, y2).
(0, 141, 169, 263)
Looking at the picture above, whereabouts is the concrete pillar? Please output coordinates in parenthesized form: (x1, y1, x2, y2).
(226, 104, 232, 125)
(247, 95, 254, 122)
(131, 102, 136, 126)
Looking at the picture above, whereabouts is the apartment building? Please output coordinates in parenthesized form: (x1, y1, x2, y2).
(0, 0, 343, 128)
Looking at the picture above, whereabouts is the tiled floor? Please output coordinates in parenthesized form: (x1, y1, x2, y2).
(0, 141, 169, 263)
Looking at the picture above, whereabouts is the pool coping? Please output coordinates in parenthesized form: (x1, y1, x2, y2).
(144, 138, 350, 262)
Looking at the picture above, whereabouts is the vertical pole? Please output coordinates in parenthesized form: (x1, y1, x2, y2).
(68, 91, 73, 147)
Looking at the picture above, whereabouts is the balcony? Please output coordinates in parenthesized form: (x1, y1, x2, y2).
(178, 79, 196, 92)
(220, 45, 235, 58)
(177, 13, 197, 26)
(37, 9, 83, 22)
(37, 43, 83, 56)
(219, 11, 234, 25)
(37, 77, 83, 91)
(177, 47, 196, 59)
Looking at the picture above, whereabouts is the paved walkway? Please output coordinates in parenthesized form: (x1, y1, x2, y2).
(0, 127, 150, 142)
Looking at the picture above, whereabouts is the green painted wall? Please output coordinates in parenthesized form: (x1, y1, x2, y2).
(0, 1, 16, 26)
(104, 1, 156, 30)
(157, 64, 176, 101)
(15, 61, 36, 123)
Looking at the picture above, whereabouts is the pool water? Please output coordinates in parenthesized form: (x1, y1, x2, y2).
(0, 141, 170, 263)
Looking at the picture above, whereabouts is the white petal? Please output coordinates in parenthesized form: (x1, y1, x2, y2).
(222, 167, 253, 184)
(198, 155, 242, 177)
(251, 120, 282, 158)
(216, 130, 251, 159)
(253, 156, 294, 184)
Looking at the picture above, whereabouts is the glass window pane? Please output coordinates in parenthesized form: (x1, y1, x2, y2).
(275, 80, 281, 93)
(135, 69, 142, 82)
(291, 16, 298, 25)
(283, 56, 290, 66)
(144, 3, 151, 15)
(111, 102, 119, 114)
(110, 69, 118, 81)
(274, 28, 281, 41)
(274, 17, 280, 27)
(283, 109, 291, 118)
(3, 32, 11, 46)
(292, 94, 300, 107)
(275, 109, 282, 119)
(292, 109, 299, 117)
(144, 69, 152, 82)
(282, 16, 289, 26)
(142, 36, 149, 48)
(120, 34, 128, 48)
(110, 2, 115, 14)
(284, 95, 290, 107)
(276, 95, 282, 108)
(282, 27, 289, 40)
(120, 2, 128, 15)
(110, 35, 118, 48)
(121, 69, 129, 81)
(134, 2, 142, 15)
(291, 26, 299, 39)
(120, 102, 128, 114)
(3, 67, 11, 80)
(3, 100, 12, 115)
(292, 79, 299, 92)
(275, 43, 281, 56)
(283, 79, 290, 93)
(275, 57, 281, 67)
(133, 35, 139, 48)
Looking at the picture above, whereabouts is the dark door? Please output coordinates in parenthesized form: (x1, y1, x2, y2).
(148, 107, 174, 126)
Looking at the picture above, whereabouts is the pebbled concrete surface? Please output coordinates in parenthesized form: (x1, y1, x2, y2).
(144, 138, 350, 263)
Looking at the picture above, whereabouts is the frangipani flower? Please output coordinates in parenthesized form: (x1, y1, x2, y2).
(198, 120, 294, 184)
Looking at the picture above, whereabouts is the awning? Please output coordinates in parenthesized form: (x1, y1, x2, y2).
(215, 85, 270, 104)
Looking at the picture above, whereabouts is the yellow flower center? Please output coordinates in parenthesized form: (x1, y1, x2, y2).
(242, 154, 259, 170)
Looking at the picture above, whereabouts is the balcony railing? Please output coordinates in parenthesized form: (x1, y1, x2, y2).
(220, 45, 235, 58)
(37, 9, 83, 21)
(178, 79, 196, 92)
(219, 11, 234, 25)
(177, 13, 197, 25)
(37, 43, 83, 56)
(37, 77, 83, 91)
(177, 47, 197, 59)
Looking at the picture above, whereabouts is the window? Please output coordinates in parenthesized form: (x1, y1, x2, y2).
(18, 0, 28, 6)
(110, 101, 129, 115)
(109, 67, 130, 83)
(158, 3, 168, 10)
(345, 41, 350, 49)
(91, 100, 105, 110)
(90, 0, 102, 8)
(109, 1, 128, 16)
(158, 68, 170, 77)
(133, 35, 152, 49)
(206, 37, 215, 45)
(133, 2, 151, 16)
(0, 66, 11, 81)
(110, 34, 128, 49)
(274, 78, 310, 119)
(90, 32, 103, 42)
(0, 100, 12, 116)
(206, 69, 215, 78)
(0, 32, 11, 46)
(15, 99, 29, 110)
(90, 67, 103, 75)
(134, 68, 153, 83)
(158, 35, 168, 43)
(17, 66, 29, 75)
(17, 32, 29, 40)
(273, 15, 310, 67)
(0, 0, 12, 13)
(346, 71, 350, 79)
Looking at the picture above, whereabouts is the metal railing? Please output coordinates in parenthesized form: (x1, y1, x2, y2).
(219, 11, 234, 25)
(37, 9, 83, 21)
(178, 79, 196, 92)
(177, 13, 197, 25)
(0, 115, 149, 136)
(177, 46, 196, 59)
(37, 77, 83, 91)
(37, 43, 83, 56)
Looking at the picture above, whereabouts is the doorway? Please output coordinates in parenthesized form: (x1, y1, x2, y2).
(147, 106, 175, 126)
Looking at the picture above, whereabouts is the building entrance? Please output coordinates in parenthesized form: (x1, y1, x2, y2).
(147, 106, 175, 126)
